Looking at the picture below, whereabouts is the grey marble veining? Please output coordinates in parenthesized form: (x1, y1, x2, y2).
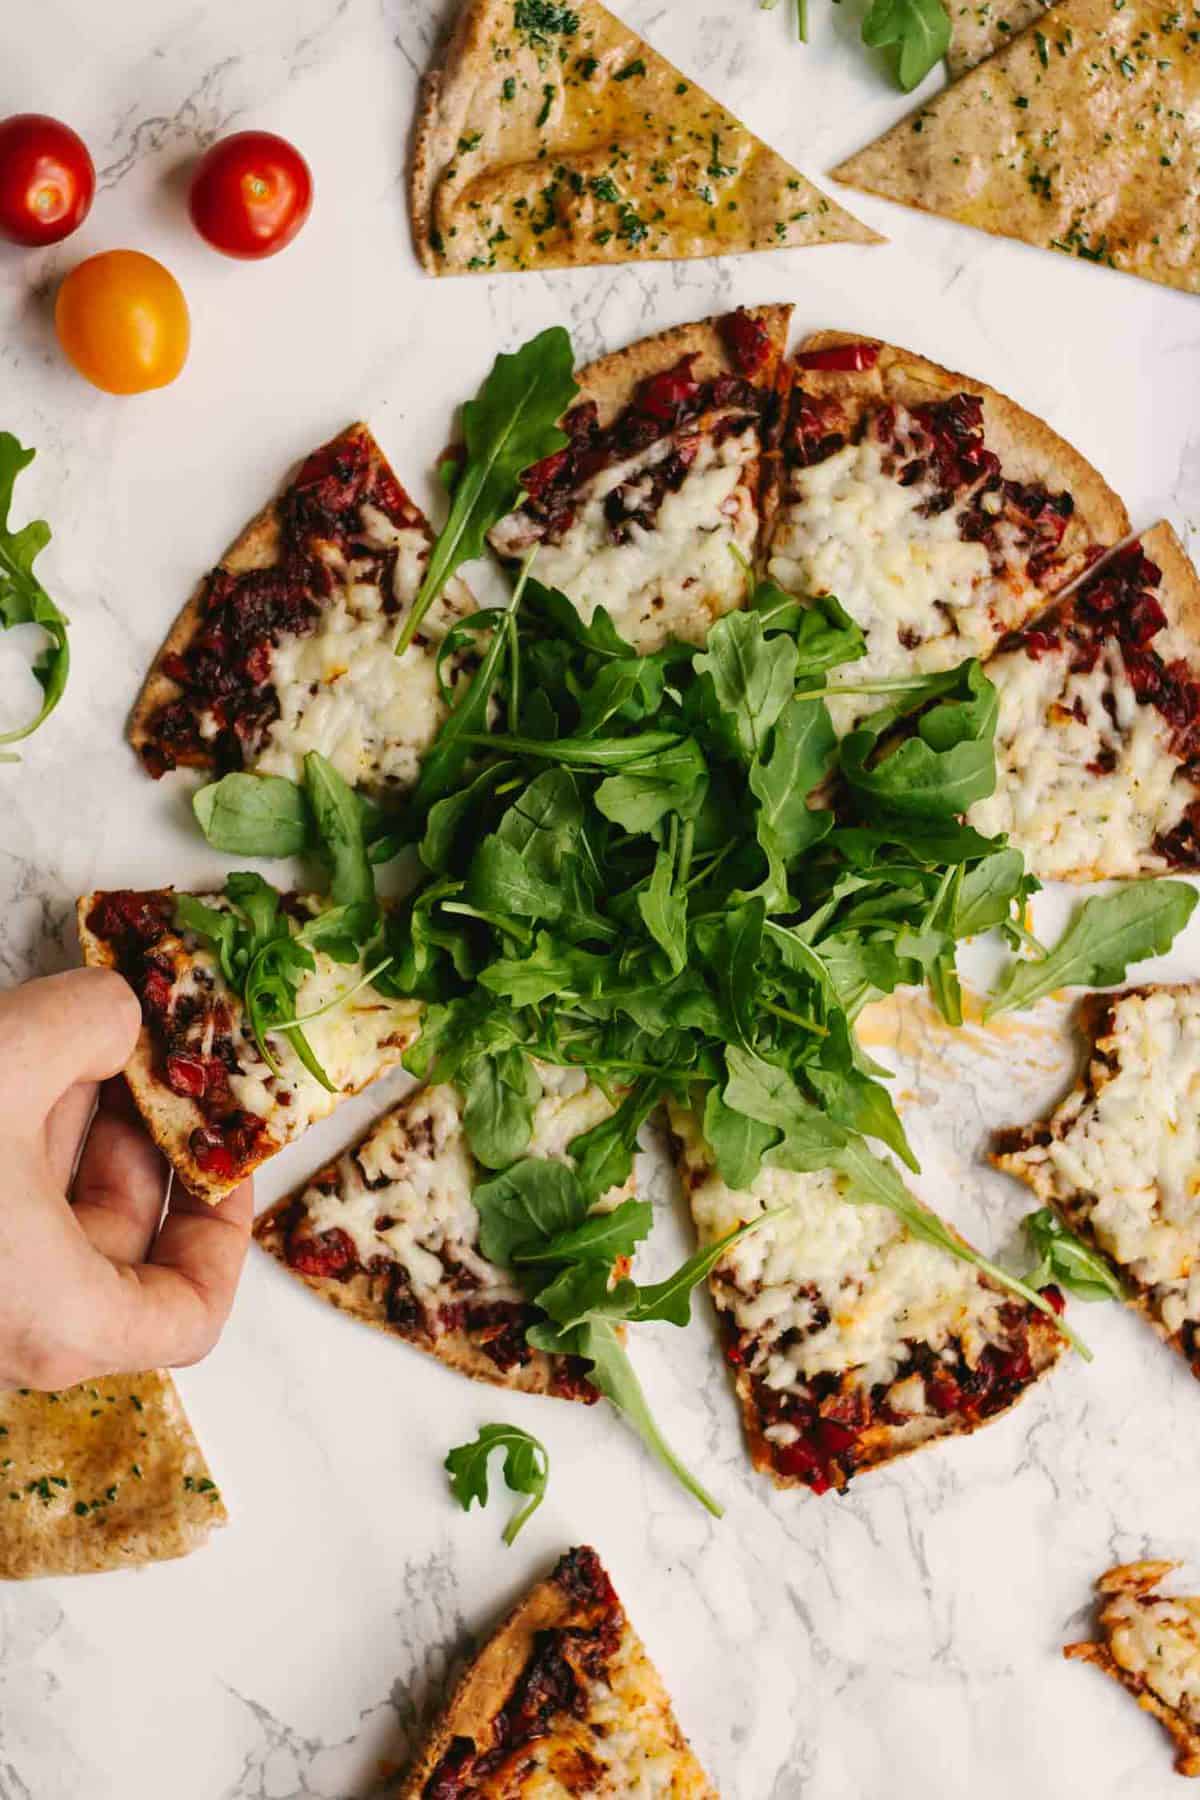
(2, 1, 1200, 1795)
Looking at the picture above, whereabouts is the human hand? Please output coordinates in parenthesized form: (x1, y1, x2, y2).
(0, 966, 253, 1390)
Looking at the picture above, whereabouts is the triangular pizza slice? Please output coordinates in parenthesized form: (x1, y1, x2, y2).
(489, 305, 791, 652)
(833, 0, 1200, 298)
(399, 1545, 716, 1797)
(130, 422, 477, 798)
(994, 985, 1200, 1382)
(970, 525, 1200, 880)
(0, 1372, 224, 1579)
(764, 330, 1127, 733)
(411, 0, 878, 276)
(1065, 1562, 1200, 1776)
(254, 1067, 632, 1401)
(670, 1103, 1064, 1494)
(78, 888, 421, 1206)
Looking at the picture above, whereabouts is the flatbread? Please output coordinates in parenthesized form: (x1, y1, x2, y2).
(765, 329, 1128, 732)
(129, 422, 476, 799)
(489, 305, 792, 652)
(1065, 1562, 1200, 1776)
(79, 889, 421, 1206)
(0, 1372, 224, 1579)
(411, 0, 879, 276)
(994, 985, 1200, 1378)
(399, 1545, 716, 1797)
(970, 524, 1200, 880)
(254, 1071, 632, 1402)
(670, 1102, 1064, 1493)
(947, 0, 1053, 77)
(833, 0, 1200, 297)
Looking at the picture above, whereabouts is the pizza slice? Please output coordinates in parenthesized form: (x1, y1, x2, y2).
(1065, 1561, 1200, 1777)
(254, 1066, 631, 1402)
(765, 331, 1127, 734)
(130, 422, 477, 797)
(947, 0, 1053, 77)
(400, 1545, 716, 1797)
(0, 1371, 224, 1579)
(411, 0, 878, 277)
(832, 0, 1200, 298)
(670, 1103, 1064, 1493)
(994, 984, 1200, 1383)
(489, 305, 791, 652)
(970, 526, 1200, 880)
(78, 888, 421, 1206)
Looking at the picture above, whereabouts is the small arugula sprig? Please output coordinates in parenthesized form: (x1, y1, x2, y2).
(1022, 1210, 1124, 1304)
(0, 434, 70, 761)
(986, 883, 1199, 1017)
(470, 1156, 779, 1516)
(761, 0, 950, 90)
(445, 1424, 549, 1545)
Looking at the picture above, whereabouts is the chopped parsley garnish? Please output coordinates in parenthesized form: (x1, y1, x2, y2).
(513, 0, 579, 47)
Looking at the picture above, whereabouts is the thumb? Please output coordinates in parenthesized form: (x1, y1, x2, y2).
(0, 968, 142, 1116)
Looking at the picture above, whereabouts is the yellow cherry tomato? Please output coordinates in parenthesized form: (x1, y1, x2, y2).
(54, 250, 189, 394)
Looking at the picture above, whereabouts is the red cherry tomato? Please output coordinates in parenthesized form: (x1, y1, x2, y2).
(0, 114, 94, 247)
(188, 130, 312, 259)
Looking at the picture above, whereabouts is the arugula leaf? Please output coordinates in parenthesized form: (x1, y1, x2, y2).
(193, 772, 313, 858)
(695, 610, 797, 764)
(396, 328, 578, 655)
(724, 1047, 848, 1168)
(840, 662, 998, 819)
(749, 697, 836, 861)
(986, 882, 1199, 1017)
(1023, 1209, 1124, 1303)
(702, 1084, 778, 1189)
(303, 752, 376, 937)
(622, 1212, 784, 1327)
(444, 1423, 549, 1546)
(637, 822, 688, 974)
(862, 0, 951, 90)
(461, 1048, 541, 1170)
(0, 435, 70, 758)
(954, 847, 1036, 939)
(567, 1079, 662, 1206)
(516, 1198, 654, 1267)
(472, 1159, 589, 1265)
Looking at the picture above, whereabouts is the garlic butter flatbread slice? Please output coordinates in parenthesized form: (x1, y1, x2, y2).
(971, 526, 1200, 880)
(670, 1103, 1063, 1494)
(994, 985, 1200, 1380)
(947, 0, 1052, 77)
(255, 1067, 630, 1401)
(490, 305, 790, 653)
(130, 423, 477, 800)
(834, 0, 1200, 297)
(766, 330, 1127, 734)
(0, 1372, 224, 1579)
(400, 1546, 716, 1797)
(411, 0, 878, 276)
(1066, 1562, 1200, 1776)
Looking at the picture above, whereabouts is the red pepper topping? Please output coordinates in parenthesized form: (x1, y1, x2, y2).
(720, 307, 772, 379)
(795, 341, 880, 373)
(166, 1052, 208, 1100)
(189, 1130, 237, 1180)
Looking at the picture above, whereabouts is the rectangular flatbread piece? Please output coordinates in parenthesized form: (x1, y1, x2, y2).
(766, 330, 1128, 734)
(670, 1102, 1064, 1493)
(994, 984, 1200, 1379)
(0, 1371, 224, 1580)
(400, 1545, 717, 1797)
(489, 305, 791, 653)
(79, 889, 421, 1206)
(1066, 1561, 1200, 1777)
(130, 422, 476, 798)
(970, 525, 1200, 880)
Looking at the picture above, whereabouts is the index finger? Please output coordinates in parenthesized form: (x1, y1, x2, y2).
(109, 1179, 254, 1371)
(0, 968, 142, 1117)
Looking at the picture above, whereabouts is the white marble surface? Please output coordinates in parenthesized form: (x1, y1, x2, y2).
(2, 1, 1200, 1795)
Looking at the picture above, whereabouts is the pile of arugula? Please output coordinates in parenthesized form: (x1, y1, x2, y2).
(0, 434, 70, 761)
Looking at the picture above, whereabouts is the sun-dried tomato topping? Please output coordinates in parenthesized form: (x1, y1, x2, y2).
(86, 889, 174, 956)
(634, 352, 702, 424)
(520, 445, 569, 501)
(165, 1051, 208, 1099)
(720, 307, 773, 378)
(287, 1225, 359, 1280)
(188, 1129, 237, 1180)
(553, 1545, 618, 1612)
(795, 341, 880, 373)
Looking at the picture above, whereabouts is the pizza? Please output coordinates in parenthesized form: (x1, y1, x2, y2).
(1065, 1561, 1200, 1776)
(489, 305, 790, 652)
(130, 422, 477, 798)
(765, 330, 1128, 733)
(400, 1545, 716, 1797)
(0, 1372, 224, 1579)
(410, 0, 876, 276)
(833, 0, 1200, 298)
(254, 1066, 631, 1401)
(946, 0, 1053, 76)
(670, 1103, 1064, 1493)
(969, 527, 1200, 880)
(78, 888, 421, 1206)
(994, 985, 1200, 1382)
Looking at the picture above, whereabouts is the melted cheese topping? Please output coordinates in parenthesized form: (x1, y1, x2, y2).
(299, 1064, 625, 1319)
(1026, 988, 1200, 1337)
(1106, 1589, 1200, 1725)
(252, 506, 474, 797)
(491, 426, 758, 652)
(970, 636, 1192, 878)
(169, 896, 419, 1142)
(671, 1105, 1007, 1398)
